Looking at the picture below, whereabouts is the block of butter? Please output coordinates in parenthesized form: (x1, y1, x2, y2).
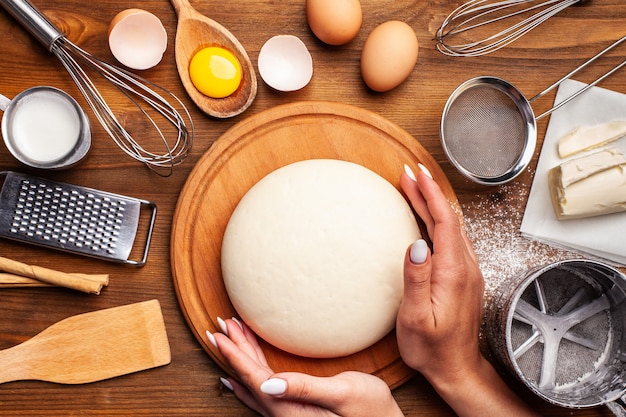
(549, 148, 626, 220)
(557, 121, 626, 158)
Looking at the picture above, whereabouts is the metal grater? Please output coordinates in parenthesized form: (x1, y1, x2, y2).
(0, 171, 156, 266)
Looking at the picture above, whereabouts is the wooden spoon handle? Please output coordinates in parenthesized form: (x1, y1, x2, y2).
(170, 0, 193, 16)
(0, 346, 28, 384)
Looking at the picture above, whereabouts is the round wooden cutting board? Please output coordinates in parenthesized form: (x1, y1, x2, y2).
(171, 101, 459, 389)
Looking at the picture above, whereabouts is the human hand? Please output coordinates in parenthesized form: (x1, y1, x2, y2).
(396, 164, 538, 416)
(396, 164, 484, 384)
(209, 317, 404, 417)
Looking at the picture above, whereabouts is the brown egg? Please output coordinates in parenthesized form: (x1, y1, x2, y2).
(306, 0, 362, 46)
(360, 21, 419, 92)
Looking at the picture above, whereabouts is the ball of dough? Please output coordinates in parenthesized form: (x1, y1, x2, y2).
(221, 159, 420, 358)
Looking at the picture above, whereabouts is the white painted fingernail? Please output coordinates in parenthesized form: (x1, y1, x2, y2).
(404, 164, 416, 181)
(206, 330, 218, 349)
(232, 317, 243, 331)
(260, 378, 287, 396)
(220, 377, 234, 391)
(217, 317, 228, 335)
(418, 163, 433, 179)
(410, 239, 428, 264)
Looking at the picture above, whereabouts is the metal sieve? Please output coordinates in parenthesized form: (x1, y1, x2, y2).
(487, 260, 626, 413)
(441, 35, 626, 185)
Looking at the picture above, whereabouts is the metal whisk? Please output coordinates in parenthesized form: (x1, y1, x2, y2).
(1, 0, 193, 176)
(436, 0, 585, 57)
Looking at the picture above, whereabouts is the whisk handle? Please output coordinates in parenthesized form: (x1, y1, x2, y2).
(0, 0, 63, 50)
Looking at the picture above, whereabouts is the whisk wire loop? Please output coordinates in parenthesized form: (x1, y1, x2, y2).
(51, 37, 193, 176)
(437, 0, 582, 57)
(52, 40, 194, 175)
(460, 1, 573, 55)
(447, 0, 555, 34)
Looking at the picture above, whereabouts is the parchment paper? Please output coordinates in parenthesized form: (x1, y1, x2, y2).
(521, 79, 626, 266)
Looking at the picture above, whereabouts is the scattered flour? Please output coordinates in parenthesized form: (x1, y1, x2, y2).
(459, 180, 580, 298)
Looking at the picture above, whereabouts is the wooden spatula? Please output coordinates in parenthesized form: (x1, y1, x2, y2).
(0, 299, 171, 384)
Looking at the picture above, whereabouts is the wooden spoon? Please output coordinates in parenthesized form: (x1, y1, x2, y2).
(170, 0, 257, 118)
(0, 300, 171, 384)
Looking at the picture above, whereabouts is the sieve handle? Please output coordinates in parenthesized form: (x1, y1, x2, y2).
(606, 396, 626, 417)
(533, 36, 626, 120)
(0, 0, 64, 50)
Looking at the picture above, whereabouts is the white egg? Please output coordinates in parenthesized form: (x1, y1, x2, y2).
(258, 35, 313, 92)
(108, 9, 168, 70)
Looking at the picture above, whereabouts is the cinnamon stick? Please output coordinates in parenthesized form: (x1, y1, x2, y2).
(0, 272, 109, 289)
(0, 256, 108, 294)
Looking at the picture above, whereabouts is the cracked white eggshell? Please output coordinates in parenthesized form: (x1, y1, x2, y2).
(258, 35, 313, 92)
(108, 9, 168, 70)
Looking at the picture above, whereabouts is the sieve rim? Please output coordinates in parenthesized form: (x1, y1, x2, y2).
(440, 76, 537, 186)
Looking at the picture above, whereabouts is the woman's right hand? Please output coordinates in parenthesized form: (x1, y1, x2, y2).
(396, 164, 539, 417)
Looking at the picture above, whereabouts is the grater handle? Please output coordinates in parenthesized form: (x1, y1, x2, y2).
(125, 200, 157, 267)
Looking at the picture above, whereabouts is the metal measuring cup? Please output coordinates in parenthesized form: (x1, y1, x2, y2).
(487, 259, 626, 414)
(0, 86, 91, 169)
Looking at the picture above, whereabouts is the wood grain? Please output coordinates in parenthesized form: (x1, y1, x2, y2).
(0, 0, 623, 415)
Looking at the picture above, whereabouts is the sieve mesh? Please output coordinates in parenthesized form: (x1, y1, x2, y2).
(441, 83, 528, 180)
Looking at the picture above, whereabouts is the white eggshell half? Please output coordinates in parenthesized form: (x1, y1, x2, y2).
(108, 9, 168, 70)
(258, 35, 313, 92)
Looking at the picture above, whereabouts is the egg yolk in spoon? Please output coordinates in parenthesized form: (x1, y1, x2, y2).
(189, 47, 242, 98)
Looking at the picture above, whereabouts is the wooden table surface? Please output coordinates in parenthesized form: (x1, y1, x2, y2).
(0, 0, 624, 415)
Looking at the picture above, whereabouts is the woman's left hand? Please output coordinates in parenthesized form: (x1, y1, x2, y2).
(210, 318, 404, 417)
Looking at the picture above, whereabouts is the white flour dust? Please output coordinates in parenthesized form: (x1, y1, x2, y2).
(460, 181, 579, 297)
